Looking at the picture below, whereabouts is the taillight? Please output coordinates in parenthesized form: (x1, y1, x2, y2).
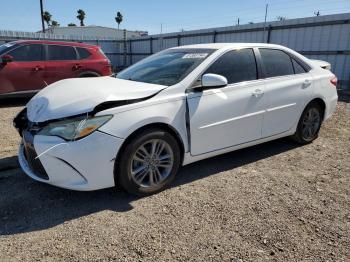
(330, 76, 337, 87)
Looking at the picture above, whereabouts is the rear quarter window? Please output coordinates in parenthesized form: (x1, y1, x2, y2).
(292, 59, 307, 74)
(77, 47, 92, 59)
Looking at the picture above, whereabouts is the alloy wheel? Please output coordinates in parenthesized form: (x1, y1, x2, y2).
(301, 107, 321, 141)
(130, 139, 174, 188)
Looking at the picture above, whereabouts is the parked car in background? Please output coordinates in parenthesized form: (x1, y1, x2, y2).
(14, 43, 338, 195)
(0, 40, 112, 97)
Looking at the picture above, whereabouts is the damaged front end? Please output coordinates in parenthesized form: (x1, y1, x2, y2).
(14, 106, 123, 189)
(14, 109, 49, 180)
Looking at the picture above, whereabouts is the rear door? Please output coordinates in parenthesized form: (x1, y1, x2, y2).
(259, 48, 313, 137)
(44, 44, 80, 85)
(0, 44, 46, 94)
(187, 48, 267, 156)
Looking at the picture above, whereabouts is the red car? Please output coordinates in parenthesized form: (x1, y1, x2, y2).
(0, 40, 113, 97)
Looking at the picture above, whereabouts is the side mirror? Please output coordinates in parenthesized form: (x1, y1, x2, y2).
(201, 73, 228, 88)
(1, 54, 13, 65)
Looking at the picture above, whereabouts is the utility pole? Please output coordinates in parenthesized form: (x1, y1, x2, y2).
(40, 0, 45, 32)
(160, 23, 164, 50)
(262, 3, 269, 42)
(123, 29, 127, 67)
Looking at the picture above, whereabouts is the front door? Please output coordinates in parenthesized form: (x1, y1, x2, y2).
(0, 44, 46, 94)
(187, 48, 267, 156)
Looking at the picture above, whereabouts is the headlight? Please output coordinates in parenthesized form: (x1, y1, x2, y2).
(38, 115, 113, 141)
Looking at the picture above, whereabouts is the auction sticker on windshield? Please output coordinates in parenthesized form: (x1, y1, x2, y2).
(182, 53, 208, 59)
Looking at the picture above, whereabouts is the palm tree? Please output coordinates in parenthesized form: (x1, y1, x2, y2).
(43, 11, 52, 28)
(115, 12, 123, 29)
(39, 0, 45, 32)
(77, 9, 86, 26)
(51, 20, 60, 27)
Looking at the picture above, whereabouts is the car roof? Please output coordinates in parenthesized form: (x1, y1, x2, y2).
(10, 40, 98, 48)
(170, 43, 286, 50)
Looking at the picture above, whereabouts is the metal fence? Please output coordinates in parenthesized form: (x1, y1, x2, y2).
(115, 13, 350, 89)
(1, 13, 350, 88)
(0, 29, 118, 41)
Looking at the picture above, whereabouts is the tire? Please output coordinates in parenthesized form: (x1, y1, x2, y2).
(291, 102, 323, 144)
(116, 128, 181, 196)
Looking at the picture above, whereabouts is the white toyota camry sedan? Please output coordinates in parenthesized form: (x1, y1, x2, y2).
(14, 43, 338, 195)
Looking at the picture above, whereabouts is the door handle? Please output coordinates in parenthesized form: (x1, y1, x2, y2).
(72, 64, 82, 71)
(33, 66, 44, 72)
(252, 89, 264, 97)
(302, 79, 312, 88)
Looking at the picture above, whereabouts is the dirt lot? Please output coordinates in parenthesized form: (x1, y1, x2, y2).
(0, 95, 349, 261)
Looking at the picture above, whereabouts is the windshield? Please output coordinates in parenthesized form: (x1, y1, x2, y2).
(117, 48, 215, 86)
(0, 42, 16, 55)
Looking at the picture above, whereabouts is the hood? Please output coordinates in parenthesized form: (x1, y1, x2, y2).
(26, 77, 165, 122)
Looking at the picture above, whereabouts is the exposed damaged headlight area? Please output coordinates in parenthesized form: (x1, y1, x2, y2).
(13, 108, 28, 135)
(38, 115, 113, 141)
(14, 108, 113, 141)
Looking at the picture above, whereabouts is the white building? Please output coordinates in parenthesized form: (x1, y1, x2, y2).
(44, 26, 148, 40)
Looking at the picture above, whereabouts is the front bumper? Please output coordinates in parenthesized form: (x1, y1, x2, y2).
(18, 131, 124, 191)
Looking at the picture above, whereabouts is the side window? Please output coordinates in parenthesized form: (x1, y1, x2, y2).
(7, 44, 43, 62)
(292, 59, 306, 74)
(47, 45, 77, 61)
(77, 47, 91, 59)
(260, 49, 294, 78)
(205, 49, 257, 84)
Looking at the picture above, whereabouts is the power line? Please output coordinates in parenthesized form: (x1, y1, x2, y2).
(143, 0, 349, 33)
(146, 0, 349, 28)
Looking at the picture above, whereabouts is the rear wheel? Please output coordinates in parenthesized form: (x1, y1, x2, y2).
(116, 128, 181, 196)
(291, 102, 323, 144)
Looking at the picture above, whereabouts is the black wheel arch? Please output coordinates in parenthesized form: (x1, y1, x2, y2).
(307, 98, 326, 120)
(78, 71, 101, 77)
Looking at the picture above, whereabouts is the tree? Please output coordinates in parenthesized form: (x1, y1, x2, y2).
(43, 11, 52, 28)
(68, 23, 77, 27)
(314, 11, 320, 16)
(51, 20, 60, 27)
(77, 9, 86, 26)
(115, 11, 123, 29)
(277, 16, 287, 21)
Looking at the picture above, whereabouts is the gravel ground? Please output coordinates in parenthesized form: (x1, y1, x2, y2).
(0, 95, 349, 261)
(0, 107, 23, 159)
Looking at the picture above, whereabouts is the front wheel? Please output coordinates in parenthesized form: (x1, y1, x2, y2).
(116, 128, 181, 196)
(291, 102, 323, 144)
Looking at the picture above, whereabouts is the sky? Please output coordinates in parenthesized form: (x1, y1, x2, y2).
(1, 0, 350, 34)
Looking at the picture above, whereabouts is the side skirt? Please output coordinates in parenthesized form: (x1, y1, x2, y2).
(182, 129, 295, 166)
